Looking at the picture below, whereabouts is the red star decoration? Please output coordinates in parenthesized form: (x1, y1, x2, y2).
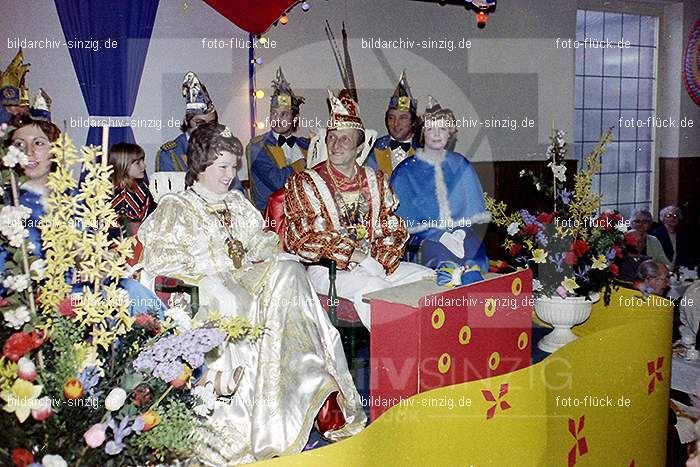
(647, 356, 664, 395)
(481, 383, 511, 420)
(567, 415, 589, 467)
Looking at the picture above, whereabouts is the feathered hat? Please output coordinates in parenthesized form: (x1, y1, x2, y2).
(388, 70, 417, 113)
(270, 67, 304, 111)
(181, 71, 215, 116)
(1, 49, 30, 107)
(29, 88, 51, 121)
(327, 89, 364, 131)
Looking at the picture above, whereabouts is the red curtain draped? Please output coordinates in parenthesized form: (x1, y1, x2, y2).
(202, 0, 297, 35)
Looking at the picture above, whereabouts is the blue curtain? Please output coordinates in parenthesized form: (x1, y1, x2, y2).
(54, 0, 160, 146)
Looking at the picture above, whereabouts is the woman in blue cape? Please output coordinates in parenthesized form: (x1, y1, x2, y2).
(4, 109, 164, 317)
(390, 96, 490, 271)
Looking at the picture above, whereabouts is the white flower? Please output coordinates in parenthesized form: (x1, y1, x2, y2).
(29, 259, 46, 280)
(615, 222, 628, 233)
(548, 162, 567, 182)
(2, 145, 29, 168)
(0, 123, 8, 138)
(0, 205, 31, 247)
(42, 454, 68, 467)
(105, 387, 127, 411)
(192, 384, 216, 417)
(507, 222, 520, 236)
(535, 182, 541, 191)
(166, 305, 192, 330)
(3, 305, 30, 329)
(532, 279, 543, 291)
(17, 357, 36, 381)
(518, 169, 526, 177)
(3, 274, 29, 292)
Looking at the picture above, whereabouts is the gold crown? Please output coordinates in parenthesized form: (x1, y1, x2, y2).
(1, 50, 30, 105)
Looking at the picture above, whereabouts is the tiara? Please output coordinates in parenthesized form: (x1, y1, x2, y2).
(220, 127, 232, 138)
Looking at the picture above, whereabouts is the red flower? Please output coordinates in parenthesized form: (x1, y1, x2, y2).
(134, 314, 161, 335)
(564, 251, 578, 265)
(613, 245, 623, 258)
(59, 297, 77, 318)
(3, 332, 44, 362)
(525, 224, 539, 235)
(536, 212, 554, 224)
(508, 243, 523, 256)
(11, 448, 34, 467)
(0, 296, 8, 307)
(624, 232, 638, 248)
(596, 211, 623, 230)
(610, 264, 619, 276)
(571, 240, 590, 257)
(133, 385, 152, 407)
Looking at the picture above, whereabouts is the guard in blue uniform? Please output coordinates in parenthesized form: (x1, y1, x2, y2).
(247, 67, 309, 211)
(365, 70, 419, 177)
(156, 71, 241, 191)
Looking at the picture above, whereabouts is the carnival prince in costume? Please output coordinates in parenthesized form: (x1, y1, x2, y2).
(391, 96, 490, 272)
(248, 66, 309, 211)
(364, 70, 418, 177)
(284, 89, 432, 330)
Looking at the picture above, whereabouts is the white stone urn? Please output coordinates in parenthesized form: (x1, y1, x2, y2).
(534, 293, 600, 353)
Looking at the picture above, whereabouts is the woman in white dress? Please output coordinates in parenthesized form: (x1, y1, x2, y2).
(138, 123, 366, 464)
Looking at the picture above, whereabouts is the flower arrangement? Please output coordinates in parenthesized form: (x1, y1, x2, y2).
(485, 128, 626, 301)
(0, 131, 261, 465)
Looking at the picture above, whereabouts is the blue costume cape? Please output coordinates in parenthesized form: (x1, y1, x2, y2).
(365, 134, 418, 177)
(390, 150, 490, 271)
(156, 132, 243, 192)
(2, 187, 165, 317)
(249, 130, 309, 211)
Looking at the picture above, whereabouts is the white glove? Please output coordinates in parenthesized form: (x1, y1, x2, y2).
(439, 230, 466, 259)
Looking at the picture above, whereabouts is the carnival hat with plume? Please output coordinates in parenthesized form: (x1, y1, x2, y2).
(1, 49, 30, 107)
(389, 69, 417, 113)
(29, 88, 52, 122)
(271, 66, 304, 111)
(182, 71, 215, 116)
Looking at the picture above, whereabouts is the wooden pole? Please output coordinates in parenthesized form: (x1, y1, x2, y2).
(101, 124, 109, 167)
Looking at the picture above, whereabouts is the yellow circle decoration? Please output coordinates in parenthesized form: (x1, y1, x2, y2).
(511, 277, 523, 296)
(438, 353, 452, 374)
(459, 326, 472, 345)
(517, 332, 528, 350)
(432, 308, 445, 330)
(484, 298, 496, 317)
(488, 352, 500, 370)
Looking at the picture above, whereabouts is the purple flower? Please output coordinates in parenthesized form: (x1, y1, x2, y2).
(557, 188, 572, 205)
(519, 209, 537, 225)
(550, 252, 566, 273)
(574, 265, 591, 282)
(133, 328, 226, 383)
(606, 247, 617, 261)
(535, 230, 548, 247)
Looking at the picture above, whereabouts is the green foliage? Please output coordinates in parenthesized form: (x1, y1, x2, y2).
(132, 400, 200, 461)
(41, 317, 81, 401)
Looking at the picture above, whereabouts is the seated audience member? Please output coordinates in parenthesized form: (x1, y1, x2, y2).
(284, 89, 433, 330)
(651, 205, 691, 269)
(630, 208, 669, 264)
(636, 259, 671, 296)
(138, 122, 366, 463)
(248, 67, 309, 212)
(109, 142, 156, 238)
(390, 96, 490, 271)
(617, 230, 651, 282)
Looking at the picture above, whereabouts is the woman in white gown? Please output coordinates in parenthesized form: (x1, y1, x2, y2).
(138, 123, 366, 464)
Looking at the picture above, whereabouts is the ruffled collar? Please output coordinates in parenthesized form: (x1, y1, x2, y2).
(415, 148, 446, 166)
(191, 181, 229, 203)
